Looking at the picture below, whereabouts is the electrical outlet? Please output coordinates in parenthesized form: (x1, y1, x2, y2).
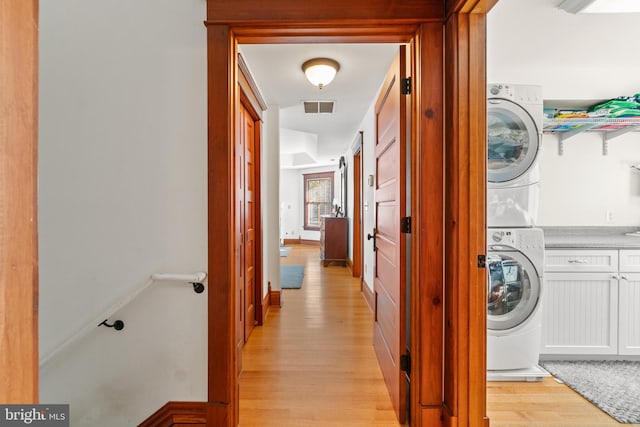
(606, 210, 614, 223)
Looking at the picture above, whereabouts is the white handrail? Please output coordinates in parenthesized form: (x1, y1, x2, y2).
(39, 271, 207, 367)
(151, 272, 207, 283)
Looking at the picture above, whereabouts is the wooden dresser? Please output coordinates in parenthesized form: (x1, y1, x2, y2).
(320, 216, 348, 267)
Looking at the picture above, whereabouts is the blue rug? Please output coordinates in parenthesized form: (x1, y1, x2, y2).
(280, 265, 304, 289)
(280, 246, 292, 257)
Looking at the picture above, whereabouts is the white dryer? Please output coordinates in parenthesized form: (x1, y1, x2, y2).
(487, 84, 543, 227)
(487, 227, 544, 372)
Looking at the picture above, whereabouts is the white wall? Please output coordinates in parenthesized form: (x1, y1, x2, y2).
(279, 166, 340, 242)
(488, 0, 640, 226)
(263, 107, 281, 294)
(359, 104, 377, 290)
(538, 133, 640, 226)
(488, 0, 640, 100)
(39, 0, 207, 424)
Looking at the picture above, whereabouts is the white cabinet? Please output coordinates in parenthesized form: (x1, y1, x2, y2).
(542, 271, 618, 355)
(542, 248, 640, 357)
(618, 270, 640, 356)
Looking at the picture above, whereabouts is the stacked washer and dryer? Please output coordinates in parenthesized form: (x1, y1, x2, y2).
(486, 84, 547, 381)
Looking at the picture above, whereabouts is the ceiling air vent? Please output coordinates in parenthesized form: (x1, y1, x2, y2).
(303, 101, 334, 114)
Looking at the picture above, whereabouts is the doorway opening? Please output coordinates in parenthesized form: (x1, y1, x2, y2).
(238, 42, 409, 423)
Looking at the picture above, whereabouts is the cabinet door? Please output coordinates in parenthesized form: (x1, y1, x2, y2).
(541, 272, 618, 355)
(545, 249, 618, 273)
(619, 273, 640, 355)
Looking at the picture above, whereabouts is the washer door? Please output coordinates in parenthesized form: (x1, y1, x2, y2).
(487, 249, 540, 331)
(487, 98, 539, 183)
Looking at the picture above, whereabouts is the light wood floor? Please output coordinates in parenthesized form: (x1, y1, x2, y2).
(239, 244, 621, 427)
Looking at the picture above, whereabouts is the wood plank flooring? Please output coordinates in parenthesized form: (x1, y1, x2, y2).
(239, 244, 400, 426)
(239, 244, 622, 427)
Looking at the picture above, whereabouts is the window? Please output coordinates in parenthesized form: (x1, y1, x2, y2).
(303, 172, 334, 230)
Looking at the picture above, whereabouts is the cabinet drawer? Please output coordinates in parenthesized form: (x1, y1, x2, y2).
(619, 250, 640, 272)
(545, 249, 618, 272)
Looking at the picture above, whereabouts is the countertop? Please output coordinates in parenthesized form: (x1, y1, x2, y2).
(542, 226, 640, 249)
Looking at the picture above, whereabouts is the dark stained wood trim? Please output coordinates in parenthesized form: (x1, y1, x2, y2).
(443, 13, 458, 419)
(269, 289, 282, 308)
(443, 4, 489, 427)
(238, 53, 267, 115)
(412, 22, 445, 426)
(228, 24, 422, 44)
(139, 402, 207, 427)
(352, 140, 363, 279)
(207, 0, 443, 24)
(253, 117, 264, 328)
(446, 0, 499, 18)
(207, 24, 237, 427)
(346, 257, 353, 273)
(238, 64, 264, 330)
(361, 280, 374, 312)
(468, 12, 489, 427)
(0, 0, 39, 404)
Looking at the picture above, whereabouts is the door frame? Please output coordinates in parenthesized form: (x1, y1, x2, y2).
(352, 132, 363, 279)
(204, 1, 493, 426)
(237, 54, 265, 331)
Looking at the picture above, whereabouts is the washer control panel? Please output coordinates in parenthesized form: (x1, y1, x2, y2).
(489, 229, 544, 251)
(487, 83, 542, 104)
(491, 230, 516, 245)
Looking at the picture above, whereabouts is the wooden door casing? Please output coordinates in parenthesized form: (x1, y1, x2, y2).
(241, 103, 256, 341)
(373, 48, 408, 424)
(352, 143, 363, 279)
(205, 1, 493, 424)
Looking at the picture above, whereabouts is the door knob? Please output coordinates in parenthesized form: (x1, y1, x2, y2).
(367, 229, 377, 251)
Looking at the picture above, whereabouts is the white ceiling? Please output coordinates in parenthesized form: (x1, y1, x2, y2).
(239, 43, 399, 168)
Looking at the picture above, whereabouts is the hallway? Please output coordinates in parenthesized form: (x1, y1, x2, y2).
(239, 244, 401, 426)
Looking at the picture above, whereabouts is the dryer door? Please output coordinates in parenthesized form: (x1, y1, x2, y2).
(487, 98, 540, 183)
(487, 248, 541, 331)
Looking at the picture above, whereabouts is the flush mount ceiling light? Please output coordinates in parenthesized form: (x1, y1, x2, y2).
(301, 58, 340, 90)
(558, 0, 640, 13)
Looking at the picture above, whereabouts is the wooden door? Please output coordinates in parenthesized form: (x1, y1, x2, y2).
(241, 103, 256, 341)
(236, 103, 246, 375)
(236, 101, 257, 373)
(373, 48, 408, 423)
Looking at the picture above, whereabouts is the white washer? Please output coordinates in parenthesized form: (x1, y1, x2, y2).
(487, 84, 543, 227)
(487, 227, 544, 373)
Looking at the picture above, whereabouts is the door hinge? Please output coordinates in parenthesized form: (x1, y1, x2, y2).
(400, 216, 411, 234)
(400, 353, 411, 374)
(401, 77, 412, 95)
(478, 254, 486, 268)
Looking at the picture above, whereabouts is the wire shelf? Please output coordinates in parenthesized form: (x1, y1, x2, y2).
(542, 117, 640, 155)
